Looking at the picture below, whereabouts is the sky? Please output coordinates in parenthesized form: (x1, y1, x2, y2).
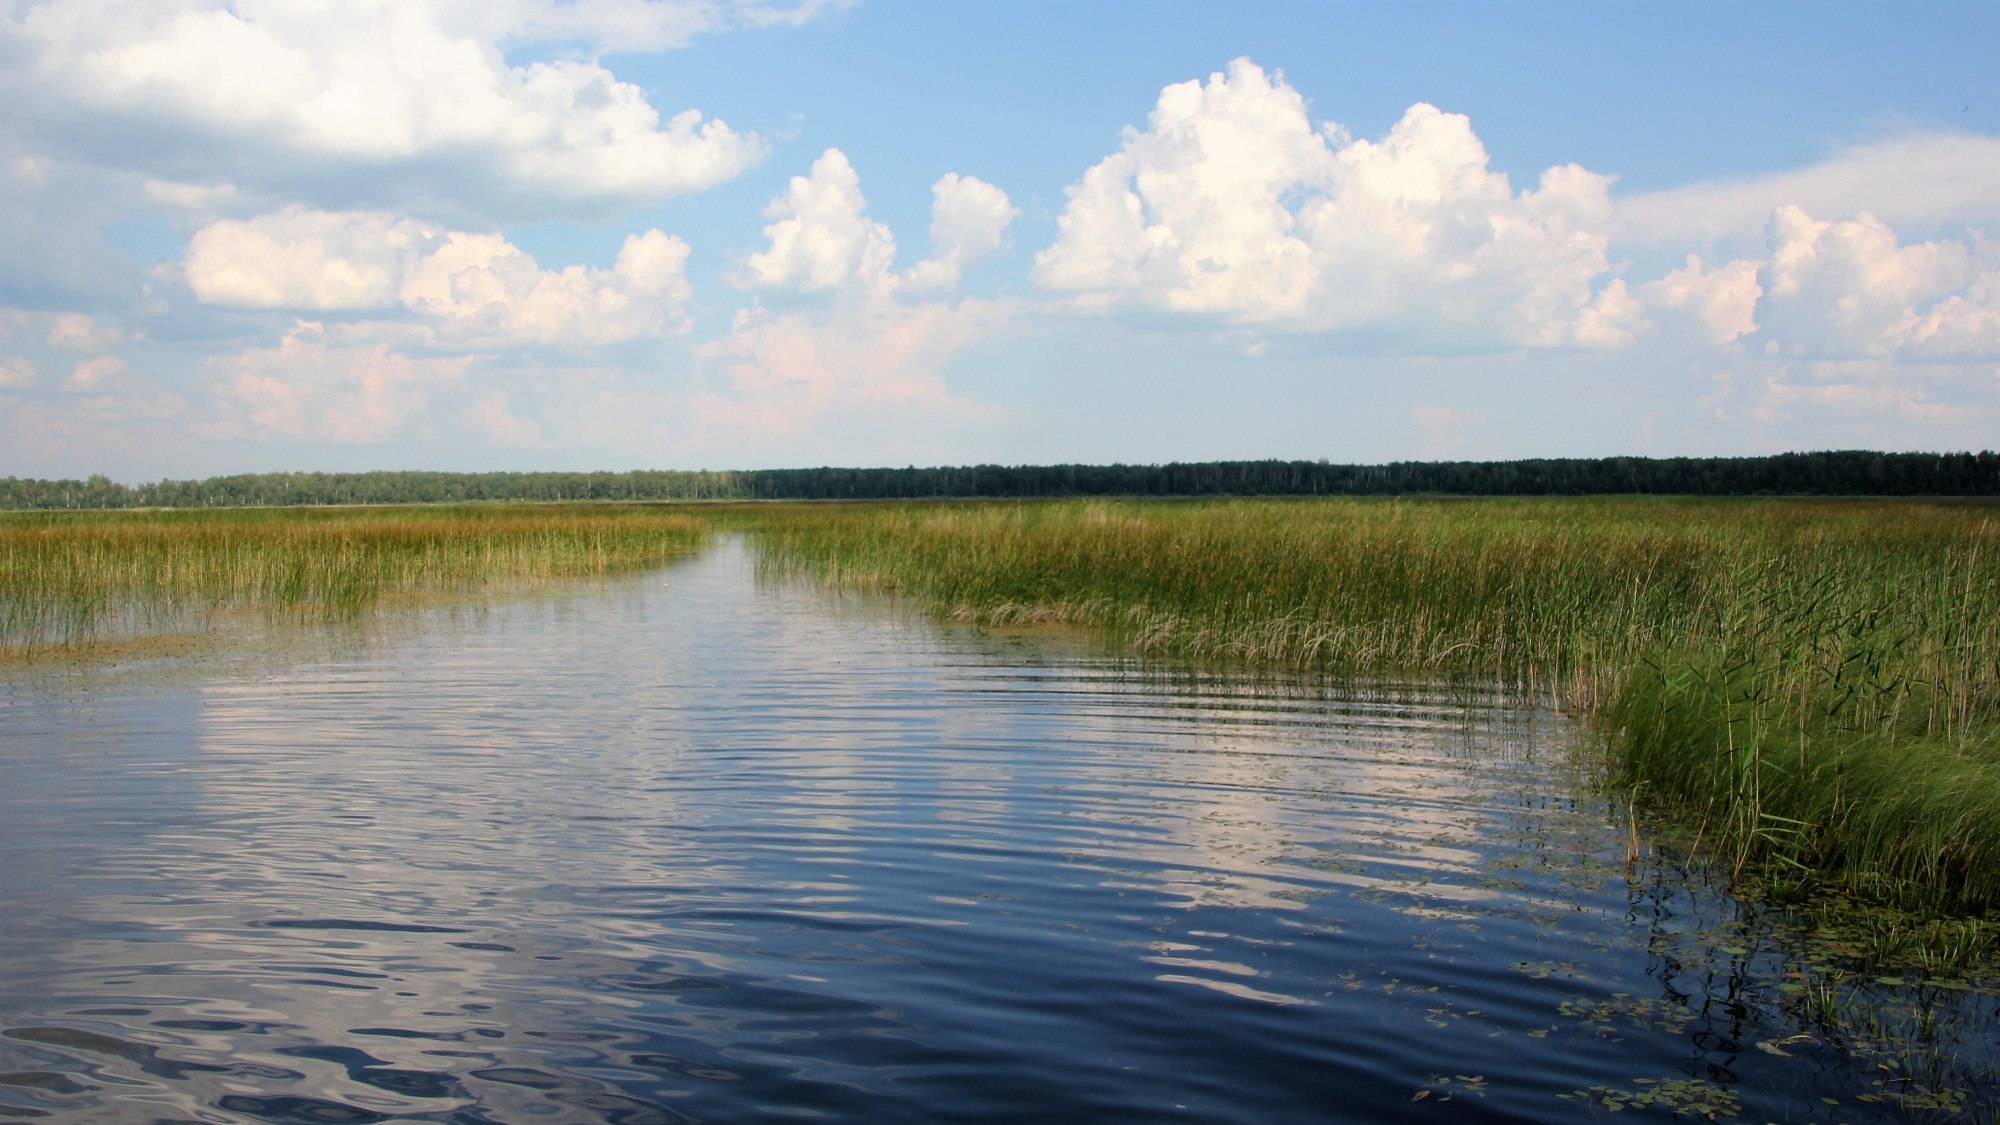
(1, 0, 1997, 481)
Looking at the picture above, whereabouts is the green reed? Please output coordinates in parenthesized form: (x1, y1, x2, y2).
(0, 505, 708, 652)
(745, 497, 2000, 910)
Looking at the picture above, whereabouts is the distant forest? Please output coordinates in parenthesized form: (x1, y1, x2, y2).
(4, 451, 1998, 509)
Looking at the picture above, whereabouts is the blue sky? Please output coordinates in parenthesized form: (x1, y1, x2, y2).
(1, 0, 1996, 480)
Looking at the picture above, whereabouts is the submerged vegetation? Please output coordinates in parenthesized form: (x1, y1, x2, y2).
(0, 505, 707, 653)
(746, 497, 2000, 912)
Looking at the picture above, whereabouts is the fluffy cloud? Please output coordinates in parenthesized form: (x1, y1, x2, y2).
(1752, 206, 2000, 360)
(1035, 58, 1332, 319)
(733, 148, 897, 295)
(183, 207, 694, 345)
(398, 228, 694, 346)
(203, 323, 472, 442)
(736, 150, 1017, 298)
(710, 150, 1015, 437)
(904, 173, 1019, 294)
(1034, 59, 1632, 348)
(1626, 206, 2000, 363)
(184, 209, 430, 310)
(1637, 255, 1763, 347)
(3, 0, 769, 221)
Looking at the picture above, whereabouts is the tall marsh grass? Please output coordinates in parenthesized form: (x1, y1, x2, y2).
(0, 505, 708, 652)
(748, 497, 2000, 909)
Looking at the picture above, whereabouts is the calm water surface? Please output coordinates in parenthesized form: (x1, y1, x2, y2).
(1, 540, 1994, 1122)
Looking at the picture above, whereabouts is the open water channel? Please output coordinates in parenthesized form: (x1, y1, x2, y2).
(1, 539, 1995, 1122)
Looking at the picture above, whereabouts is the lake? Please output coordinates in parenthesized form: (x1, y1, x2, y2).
(0, 538, 1992, 1122)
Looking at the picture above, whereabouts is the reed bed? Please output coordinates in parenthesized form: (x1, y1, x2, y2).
(0, 505, 708, 653)
(747, 497, 2000, 911)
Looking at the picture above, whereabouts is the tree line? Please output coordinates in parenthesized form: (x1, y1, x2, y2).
(3, 451, 1998, 510)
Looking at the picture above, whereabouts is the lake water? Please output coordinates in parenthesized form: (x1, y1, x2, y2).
(1, 539, 1993, 1122)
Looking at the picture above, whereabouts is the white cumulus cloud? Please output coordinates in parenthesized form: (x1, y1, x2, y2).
(4, 0, 769, 221)
(711, 150, 1015, 438)
(1627, 205, 2000, 363)
(398, 227, 694, 346)
(904, 173, 1018, 294)
(733, 148, 897, 295)
(185, 209, 431, 310)
(183, 207, 694, 346)
(737, 151, 1017, 298)
(1752, 205, 2000, 359)
(1637, 255, 1763, 347)
(1035, 58, 1333, 320)
(1034, 58, 1632, 349)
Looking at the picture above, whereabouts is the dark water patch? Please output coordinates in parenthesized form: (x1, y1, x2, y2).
(0, 1073, 92, 1095)
(267, 965, 390, 980)
(151, 1018, 260, 1032)
(252, 919, 468, 934)
(286, 979, 379, 992)
(467, 1066, 562, 1089)
(214, 1094, 390, 1123)
(348, 1026, 465, 1041)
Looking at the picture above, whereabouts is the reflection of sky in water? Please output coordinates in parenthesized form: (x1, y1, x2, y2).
(0, 539, 1992, 1123)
